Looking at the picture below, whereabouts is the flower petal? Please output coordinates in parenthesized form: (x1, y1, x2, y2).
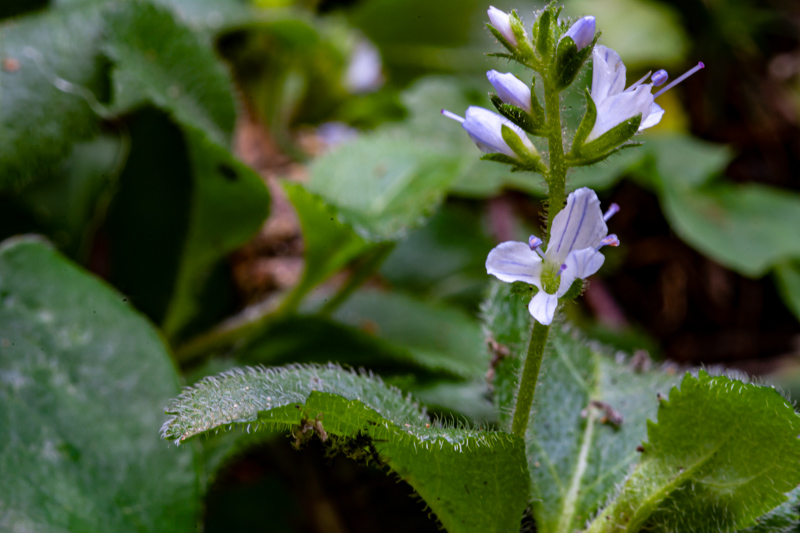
(557, 247, 606, 297)
(639, 102, 664, 131)
(463, 106, 534, 158)
(486, 241, 543, 287)
(547, 188, 607, 265)
(563, 16, 595, 52)
(488, 6, 517, 47)
(528, 291, 558, 325)
(591, 45, 626, 103)
(487, 70, 532, 113)
(586, 85, 654, 142)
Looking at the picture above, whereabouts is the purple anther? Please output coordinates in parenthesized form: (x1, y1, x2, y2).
(529, 235, 543, 250)
(651, 69, 668, 87)
(597, 234, 620, 250)
(556, 263, 568, 277)
(603, 203, 620, 222)
(654, 62, 705, 99)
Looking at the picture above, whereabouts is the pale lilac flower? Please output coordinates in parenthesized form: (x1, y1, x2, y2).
(487, 70, 531, 113)
(562, 16, 595, 51)
(441, 106, 535, 159)
(586, 45, 704, 142)
(488, 6, 517, 47)
(345, 40, 384, 94)
(486, 188, 619, 325)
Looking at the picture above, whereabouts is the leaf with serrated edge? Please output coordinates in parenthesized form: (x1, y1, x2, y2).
(481, 281, 682, 533)
(162, 363, 529, 533)
(587, 371, 800, 533)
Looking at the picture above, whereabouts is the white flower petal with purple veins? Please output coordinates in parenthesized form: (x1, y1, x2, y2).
(529, 291, 559, 325)
(487, 70, 531, 113)
(562, 16, 595, 51)
(586, 47, 705, 143)
(486, 241, 543, 287)
(591, 46, 627, 105)
(488, 6, 517, 47)
(485, 188, 618, 325)
(557, 248, 605, 297)
(587, 45, 658, 142)
(546, 187, 607, 266)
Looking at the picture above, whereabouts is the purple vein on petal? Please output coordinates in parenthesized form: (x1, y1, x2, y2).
(556, 198, 576, 253)
(568, 193, 589, 253)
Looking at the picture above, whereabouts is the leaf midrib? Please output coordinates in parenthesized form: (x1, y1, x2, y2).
(552, 350, 601, 533)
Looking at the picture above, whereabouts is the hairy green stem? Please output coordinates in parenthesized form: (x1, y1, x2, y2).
(543, 78, 566, 239)
(511, 321, 551, 438)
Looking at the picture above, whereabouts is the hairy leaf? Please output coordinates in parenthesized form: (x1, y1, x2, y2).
(162, 364, 529, 533)
(0, 237, 198, 531)
(588, 371, 800, 533)
(482, 281, 682, 533)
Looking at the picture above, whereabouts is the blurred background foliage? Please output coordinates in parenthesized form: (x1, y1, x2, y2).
(2, 0, 800, 530)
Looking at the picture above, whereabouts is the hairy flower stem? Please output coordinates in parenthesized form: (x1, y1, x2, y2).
(509, 76, 566, 439)
(544, 78, 567, 240)
(511, 321, 551, 438)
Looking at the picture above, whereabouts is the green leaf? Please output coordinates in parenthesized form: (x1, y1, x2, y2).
(658, 182, 800, 277)
(332, 289, 487, 380)
(535, 8, 553, 58)
(482, 281, 682, 533)
(0, 4, 109, 190)
(380, 201, 495, 307)
(104, 1, 237, 147)
(10, 134, 125, 261)
(305, 131, 462, 242)
(774, 261, 800, 322)
(588, 371, 800, 533)
(0, 237, 198, 531)
(283, 182, 370, 309)
(106, 111, 269, 341)
(737, 487, 800, 533)
(161, 125, 270, 339)
(162, 364, 529, 533)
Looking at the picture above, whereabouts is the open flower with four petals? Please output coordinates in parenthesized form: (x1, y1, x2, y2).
(486, 188, 619, 325)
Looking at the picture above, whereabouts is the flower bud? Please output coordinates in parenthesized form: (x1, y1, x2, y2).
(562, 16, 595, 51)
(486, 70, 532, 113)
(488, 6, 517, 47)
(442, 106, 535, 159)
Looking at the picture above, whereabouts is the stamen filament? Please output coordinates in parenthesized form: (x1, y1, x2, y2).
(626, 71, 652, 92)
(603, 203, 620, 221)
(654, 62, 705, 98)
(441, 109, 465, 123)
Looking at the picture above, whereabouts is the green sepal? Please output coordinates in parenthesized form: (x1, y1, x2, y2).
(486, 23, 517, 55)
(571, 87, 597, 151)
(553, 33, 597, 90)
(529, 76, 547, 127)
(480, 153, 547, 174)
(535, 8, 552, 59)
(490, 94, 545, 136)
(501, 125, 546, 173)
(509, 10, 535, 62)
(572, 114, 642, 163)
(560, 278, 584, 300)
(567, 143, 643, 167)
(510, 281, 538, 299)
